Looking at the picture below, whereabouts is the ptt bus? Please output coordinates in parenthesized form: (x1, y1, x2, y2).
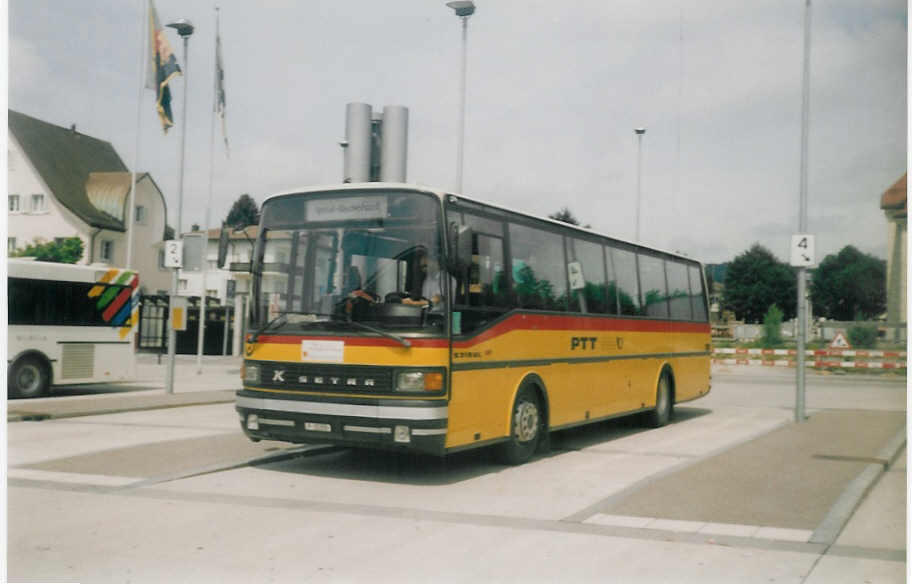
(7, 258, 140, 398)
(234, 184, 710, 464)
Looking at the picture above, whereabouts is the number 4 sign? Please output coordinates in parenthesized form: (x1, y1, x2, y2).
(790, 234, 816, 267)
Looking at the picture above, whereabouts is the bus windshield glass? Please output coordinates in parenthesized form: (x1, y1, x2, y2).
(251, 190, 446, 335)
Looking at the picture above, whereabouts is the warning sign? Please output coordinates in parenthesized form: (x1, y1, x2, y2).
(829, 331, 851, 349)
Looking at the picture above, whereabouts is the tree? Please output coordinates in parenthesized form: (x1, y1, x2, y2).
(549, 207, 590, 228)
(225, 193, 260, 228)
(762, 304, 784, 348)
(723, 244, 796, 323)
(11, 237, 84, 263)
(810, 245, 886, 320)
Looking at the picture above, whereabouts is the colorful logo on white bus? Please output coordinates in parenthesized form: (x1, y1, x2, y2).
(88, 269, 139, 339)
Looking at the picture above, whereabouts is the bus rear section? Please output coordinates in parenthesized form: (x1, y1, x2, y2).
(7, 259, 139, 398)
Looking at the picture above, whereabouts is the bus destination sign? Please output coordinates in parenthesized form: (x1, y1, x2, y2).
(306, 196, 387, 222)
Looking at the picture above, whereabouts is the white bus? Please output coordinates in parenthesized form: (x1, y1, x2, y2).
(7, 259, 140, 398)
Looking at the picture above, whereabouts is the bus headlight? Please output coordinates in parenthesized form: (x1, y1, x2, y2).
(396, 370, 444, 392)
(244, 363, 260, 384)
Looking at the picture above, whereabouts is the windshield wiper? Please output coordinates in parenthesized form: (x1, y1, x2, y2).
(342, 320, 412, 348)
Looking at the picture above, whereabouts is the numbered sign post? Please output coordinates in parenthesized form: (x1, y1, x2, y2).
(790, 234, 815, 267)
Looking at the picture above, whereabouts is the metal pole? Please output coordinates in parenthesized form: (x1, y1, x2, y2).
(197, 7, 220, 374)
(166, 32, 192, 394)
(635, 128, 645, 242)
(455, 15, 468, 193)
(126, 0, 147, 270)
(796, 0, 812, 423)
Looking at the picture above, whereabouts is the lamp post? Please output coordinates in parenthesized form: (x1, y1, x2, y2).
(164, 18, 194, 394)
(634, 127, 646, 242)
(446, 0, 475, 194)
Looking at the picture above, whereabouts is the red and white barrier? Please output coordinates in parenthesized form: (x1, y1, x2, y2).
(713, 357, 906, 369)
(713, 348, 906, 358)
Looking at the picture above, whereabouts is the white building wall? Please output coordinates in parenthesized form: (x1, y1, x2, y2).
(7, 136, 92, 262)
(126, 177, 171, 293)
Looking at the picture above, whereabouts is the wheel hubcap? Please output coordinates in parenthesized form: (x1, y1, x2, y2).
(657, 378, 669, 413)
(515, 401, 539, 442)
(17, 365, 40, 393)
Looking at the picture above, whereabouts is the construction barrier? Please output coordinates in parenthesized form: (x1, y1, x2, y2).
(712, 348, 906, 369)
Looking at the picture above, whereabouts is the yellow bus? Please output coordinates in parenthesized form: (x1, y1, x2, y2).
(235, 184, 711, 464)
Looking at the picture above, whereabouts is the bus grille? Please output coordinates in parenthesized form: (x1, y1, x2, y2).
(61, 344, 94, 379)
(252, 362, 393, 393)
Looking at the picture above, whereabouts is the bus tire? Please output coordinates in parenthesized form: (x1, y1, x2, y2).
(645, 371, 673, 428)
(496, 385, 543, 465)
(9, 355, 50, 399)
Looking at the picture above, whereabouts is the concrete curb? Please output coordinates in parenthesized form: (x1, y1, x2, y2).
(809, 424, 907, 544)
(8, 392, 237, 423)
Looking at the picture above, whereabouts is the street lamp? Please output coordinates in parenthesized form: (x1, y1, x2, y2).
(446, 0, 475, 194)
(634, 127, 646, 242)
(164, 18, 194, 395)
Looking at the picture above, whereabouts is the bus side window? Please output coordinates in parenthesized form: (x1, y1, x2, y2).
(666, 260, 693, 320)
(610, 247, 641, 316)
(638, 253, 669, 318)
(567, 237, 608, 314)
(689, 264, 709, 322)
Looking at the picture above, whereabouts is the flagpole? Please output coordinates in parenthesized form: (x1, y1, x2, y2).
(196, 6, 220, 373)
(126, 0, 148, 270)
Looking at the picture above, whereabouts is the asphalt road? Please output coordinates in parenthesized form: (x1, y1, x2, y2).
(7, 368, 906, 583)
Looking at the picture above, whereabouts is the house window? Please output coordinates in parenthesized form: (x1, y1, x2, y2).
(9, 194, 20, 212)
(8, 237, 16, 253)
(30, 193, 46, 213)
(178, 279, 188, 291)
(206, 288, 219, 299)
(101, 240, 114, 262)
(135, 205, 146, 224)
(158, 250, 166, 269)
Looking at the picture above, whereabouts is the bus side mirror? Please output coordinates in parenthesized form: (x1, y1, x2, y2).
(447, 222, 473, 273)
(216, 222, 230, 269)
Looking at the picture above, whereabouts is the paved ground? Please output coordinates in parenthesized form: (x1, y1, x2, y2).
(5, 360, 907, 583)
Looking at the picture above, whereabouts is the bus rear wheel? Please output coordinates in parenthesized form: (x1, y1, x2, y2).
(9, 356, 50, 399)
(497, 386, 542, 465)
(645, 372, 672, 428)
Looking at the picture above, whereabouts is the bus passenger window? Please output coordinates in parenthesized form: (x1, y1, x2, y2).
(508, 223, 567, 311)
(611, 247, 641, 316)
(638, 254, 669, 318)
(567, 238, 608, 314)
(666, 260, 692, 320)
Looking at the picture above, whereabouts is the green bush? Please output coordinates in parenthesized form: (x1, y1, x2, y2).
(762, 304, 784, 348)
(847, 325, 878, 349)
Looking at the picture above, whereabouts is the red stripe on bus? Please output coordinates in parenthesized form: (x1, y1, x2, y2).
(254, 314, 709, 349)
(103, 288, 133, 322)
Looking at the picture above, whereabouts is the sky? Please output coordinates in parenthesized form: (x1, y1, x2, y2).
(7, 0, 908, 264)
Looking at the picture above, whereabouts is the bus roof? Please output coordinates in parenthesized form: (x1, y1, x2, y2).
(260, 183, 702, 265)
(7, 258, 134, 283)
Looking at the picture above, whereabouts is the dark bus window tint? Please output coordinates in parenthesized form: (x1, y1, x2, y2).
(509, 223, 567, 311)
(689, 265, 709, 322)
(638, 254, 668, 318)
(611, 247, 641, 316)
(567, 238, 607, 313)
(9, 278, 115, 326)
(666, 260, 692, 320)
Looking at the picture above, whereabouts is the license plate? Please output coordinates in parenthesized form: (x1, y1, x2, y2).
(304, 422, 331, 432)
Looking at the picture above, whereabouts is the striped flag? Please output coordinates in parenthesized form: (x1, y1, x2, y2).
(146, 0, 182, 133)
(215, 10, 229, 155)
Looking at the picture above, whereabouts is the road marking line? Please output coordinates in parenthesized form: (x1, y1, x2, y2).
(8, 468, 141, 487)
(584, 513, 813, 542)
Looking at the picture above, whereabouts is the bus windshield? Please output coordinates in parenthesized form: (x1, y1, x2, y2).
(251, 190, 446, 335)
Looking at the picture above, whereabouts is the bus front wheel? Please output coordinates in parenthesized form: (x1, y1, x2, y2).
(645, 372, 673, 428)
(497, 386, 542, 465)
(9, 356, 50, 399)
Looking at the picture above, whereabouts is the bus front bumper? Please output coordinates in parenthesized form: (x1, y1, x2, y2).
(235, 390, 448, 456)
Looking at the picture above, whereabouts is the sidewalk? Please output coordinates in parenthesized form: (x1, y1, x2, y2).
(7, 353, 242, 422)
